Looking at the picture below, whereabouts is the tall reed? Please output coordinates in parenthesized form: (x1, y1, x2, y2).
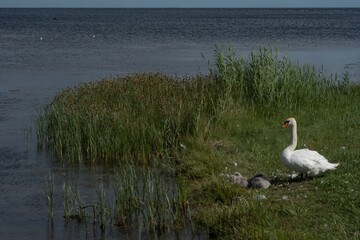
(61, 173, 91, 223)
(96, 181, 106, 230)
(212, 45, 350, 113)
(62, 174, 75, 219)
(36, 73, 216, 163)
(43, 170, 55, 220)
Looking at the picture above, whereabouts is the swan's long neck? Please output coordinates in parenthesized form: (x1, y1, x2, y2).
(287, 123, 297, 151)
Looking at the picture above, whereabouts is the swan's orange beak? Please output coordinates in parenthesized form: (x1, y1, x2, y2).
(282, 123, 288, 128)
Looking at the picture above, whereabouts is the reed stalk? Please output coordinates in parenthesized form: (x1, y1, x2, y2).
(62, 174, 75, 219)
(96, 181, 106, 231)
(43, 170, 55, 220)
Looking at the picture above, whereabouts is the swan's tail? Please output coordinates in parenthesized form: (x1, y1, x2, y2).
(327, 162, 339, 170)
(309, 162, 339, 176)
(319, 162, 339, 175)
(332, 163, 339, 168)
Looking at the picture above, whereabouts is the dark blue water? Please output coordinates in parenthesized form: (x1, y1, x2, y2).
(1, 8, 360, 74)
(0, 8, 360, 239)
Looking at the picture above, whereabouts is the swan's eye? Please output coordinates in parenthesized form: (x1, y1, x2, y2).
(284, 120, 290, 124)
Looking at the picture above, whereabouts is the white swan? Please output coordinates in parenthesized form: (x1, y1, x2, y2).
(281, 117, 339, 178)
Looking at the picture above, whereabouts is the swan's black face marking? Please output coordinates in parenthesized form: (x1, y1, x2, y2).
(282, 120, 290, 128)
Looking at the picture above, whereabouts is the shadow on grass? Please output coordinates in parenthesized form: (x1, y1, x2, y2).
(270, 175, 325, 185)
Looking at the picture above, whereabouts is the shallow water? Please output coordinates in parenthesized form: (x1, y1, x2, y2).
(0, 8, 360, 239)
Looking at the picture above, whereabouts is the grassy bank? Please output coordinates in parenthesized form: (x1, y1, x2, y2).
(38, 46, 360, 238)
(177, 98, 360, 239)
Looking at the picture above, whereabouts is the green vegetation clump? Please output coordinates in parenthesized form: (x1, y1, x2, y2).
(36, 73, 218, 163)
(37, 46, 360, 238)
(212, 46, 349, 113)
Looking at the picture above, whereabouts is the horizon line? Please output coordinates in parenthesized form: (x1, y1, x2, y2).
(1, 6, 360, 9)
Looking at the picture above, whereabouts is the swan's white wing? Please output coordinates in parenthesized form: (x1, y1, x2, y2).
(296, 148, 329, 161)
(289, 148, 339, 176)
(289, 149, 328, 172)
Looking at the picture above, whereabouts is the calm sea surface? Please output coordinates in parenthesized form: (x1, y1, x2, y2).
(0, 8, 360, 239)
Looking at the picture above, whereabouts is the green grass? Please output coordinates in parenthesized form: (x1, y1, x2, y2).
(36, 73, 220, 163)
(38, 46, 360, 239)
(178, 101, 360, 239)
(212, 45, 349, 114)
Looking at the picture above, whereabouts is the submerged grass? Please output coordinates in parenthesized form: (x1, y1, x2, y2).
(43, 170, 55, 220)
(44, 164, 193, 237)
(38, 46, 360, 238)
